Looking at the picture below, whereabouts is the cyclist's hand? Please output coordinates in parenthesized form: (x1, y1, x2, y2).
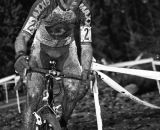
(14, 55, 29, 77)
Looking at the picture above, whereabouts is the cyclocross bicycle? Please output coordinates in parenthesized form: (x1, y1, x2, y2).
(22, 60, 84, 130)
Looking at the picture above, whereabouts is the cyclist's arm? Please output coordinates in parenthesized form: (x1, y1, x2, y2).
(15, 0, 51, 56)
(79, 0, 93, 71)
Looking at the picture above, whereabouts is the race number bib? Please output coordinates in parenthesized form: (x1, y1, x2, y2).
(80, 26, 92, 42)
(23, 17, 37, 35)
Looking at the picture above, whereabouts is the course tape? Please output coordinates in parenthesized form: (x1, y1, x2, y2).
(92, 62, 160, 80)
(97, 71, 160, 109)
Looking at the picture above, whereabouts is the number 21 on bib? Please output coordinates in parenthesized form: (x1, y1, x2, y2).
(80, 26, 92, 42)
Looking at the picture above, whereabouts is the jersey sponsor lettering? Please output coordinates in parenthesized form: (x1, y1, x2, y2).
(80, 25, 92, 42)
(79, 3, 91, 26)
(33, 0, 50, 18)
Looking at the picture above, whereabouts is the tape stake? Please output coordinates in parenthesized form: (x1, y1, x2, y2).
(92, 75, 103, 130)
(15, 77, 21, 113)
(151, 61, 160, 94)
(4, 83, 8, 103)
(16, 90, 21, 113)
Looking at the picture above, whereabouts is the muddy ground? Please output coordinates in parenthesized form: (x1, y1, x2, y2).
(0, 81, 160, 130)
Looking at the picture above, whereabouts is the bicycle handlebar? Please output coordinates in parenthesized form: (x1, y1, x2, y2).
(27, 67, 82, 80)
(15, 67, 95, 90)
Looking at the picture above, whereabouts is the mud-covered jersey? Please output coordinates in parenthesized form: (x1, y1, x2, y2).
(21, 0, 91, 47)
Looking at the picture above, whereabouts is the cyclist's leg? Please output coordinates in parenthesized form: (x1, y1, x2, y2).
(23, 42, 50, 130)
(24, 72, 45, 130)
(60, 41, 89, 128)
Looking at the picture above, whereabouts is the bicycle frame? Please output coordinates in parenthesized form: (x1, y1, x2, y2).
(33, 72, 62, 130)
